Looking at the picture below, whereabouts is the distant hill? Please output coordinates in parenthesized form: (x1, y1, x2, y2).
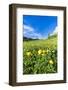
(23, 34, 57, 41)
(48, 34, 57, 39)
(23, 37, 39, 41)
(23, 37, 32, 41)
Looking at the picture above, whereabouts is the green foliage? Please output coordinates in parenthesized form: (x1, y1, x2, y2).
(23, 36, 57, 74)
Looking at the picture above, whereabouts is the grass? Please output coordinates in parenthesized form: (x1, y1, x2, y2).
(23, 35, 57, 74)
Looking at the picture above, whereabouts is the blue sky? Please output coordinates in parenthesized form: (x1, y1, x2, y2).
(23, 15, 57, 39)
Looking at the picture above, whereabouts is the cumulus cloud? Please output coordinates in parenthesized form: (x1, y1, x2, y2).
(23, 24, 42, 39)
(24, 25, 34, 32)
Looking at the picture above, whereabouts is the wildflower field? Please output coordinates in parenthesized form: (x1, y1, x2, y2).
(23, 35, 57, 74)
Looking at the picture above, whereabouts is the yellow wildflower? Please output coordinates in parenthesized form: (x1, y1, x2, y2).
(46, 49, 49, 53)
(26, 52, 31, 56)
(38, 49, 42, 55)
(42, 50, 46, 54)
(42, 53, 45, 56)
(49, 60, 54, 64)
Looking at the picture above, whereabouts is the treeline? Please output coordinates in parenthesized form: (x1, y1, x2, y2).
(23, 37, 39, 41)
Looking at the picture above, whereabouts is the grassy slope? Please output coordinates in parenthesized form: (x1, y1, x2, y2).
(23, 35, 57, 50)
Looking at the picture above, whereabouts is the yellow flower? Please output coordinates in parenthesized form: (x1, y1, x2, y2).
(47, 49, 49, 52)
(42, 53, 45, 56)
(46, 49, 49, 54)
(38, 49, 42, 55)
(42, 50, 46, 54)
(26, 52, 31, 56)
(49, 60, 54, 64)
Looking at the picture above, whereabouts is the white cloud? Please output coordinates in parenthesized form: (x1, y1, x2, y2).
(24, 25, 34, 32)
(50, 26, 58, 35)
(23, 24, 42, 39)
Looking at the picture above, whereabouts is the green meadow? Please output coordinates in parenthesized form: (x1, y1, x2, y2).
(23, 34, 57, 74)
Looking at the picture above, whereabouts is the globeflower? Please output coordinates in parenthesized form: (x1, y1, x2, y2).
(46, 49, 49, 54)
(42, 53, 45, 56)
(49, 60, 54, 64)
(26, 51, 31, 56)
(38, 49, 42, 55)
(42, 50, 46, 54)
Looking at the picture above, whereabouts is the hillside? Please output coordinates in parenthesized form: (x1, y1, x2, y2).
(48, 34, 57, 39)
(24, 34, 57, 50)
